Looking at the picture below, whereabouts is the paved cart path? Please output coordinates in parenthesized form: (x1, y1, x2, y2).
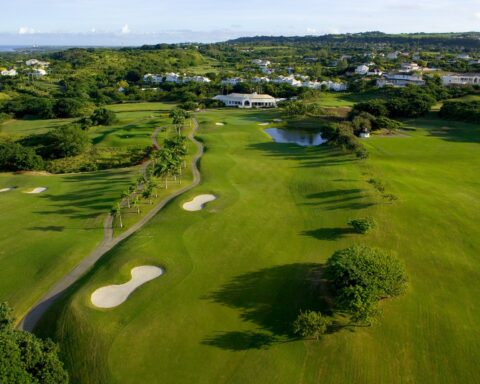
(19, 119, 203, 332)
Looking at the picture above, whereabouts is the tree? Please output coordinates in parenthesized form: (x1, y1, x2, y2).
(169, 108, 190, 135)
(90, 108, 117, 126)
(54, 98, 91, 118)
(133, 196, 140, 214)
(44, 124, 90, 158)
(112, 202, 123, 228)
(348, 218, 376, 234)
(0, 141, 44, 171)
(0, 302, 68, 383)
(325, 245, 408, 325)
(293, 310, 330, 340)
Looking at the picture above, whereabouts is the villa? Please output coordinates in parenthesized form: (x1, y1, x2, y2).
(29, 68, 47, 78)
(0, 69, 17, 76)
(377, 73, 425, 88)
(213, 93, 278, 108)
(25, 59, 50, 67)
(221, 78, 243, 86)
(355, 65, 370, 75)
(442, 73, 480, 86)
(144, 73, 211, 84)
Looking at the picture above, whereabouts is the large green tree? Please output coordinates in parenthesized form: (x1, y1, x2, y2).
(0, 302, 68, 384)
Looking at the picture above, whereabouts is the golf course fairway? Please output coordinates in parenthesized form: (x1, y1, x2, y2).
(37, 109, 480, 384)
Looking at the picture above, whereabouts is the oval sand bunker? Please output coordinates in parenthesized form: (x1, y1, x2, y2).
(183, 194, 216, 211)
(0, 187, 15, 193)
(24, 187, 47, 194)
(91, 266, 163, 309)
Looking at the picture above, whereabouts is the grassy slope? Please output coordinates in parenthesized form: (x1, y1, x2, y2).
(0, 102, 175, 319)
(40, 109, 480, 383)
(0, 168, 137, 318)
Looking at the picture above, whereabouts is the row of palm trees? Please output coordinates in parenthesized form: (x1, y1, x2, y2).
(111, 134, 188, 229)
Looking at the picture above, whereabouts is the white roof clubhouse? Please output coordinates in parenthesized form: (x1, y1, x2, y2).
(213, 93, 278, 108)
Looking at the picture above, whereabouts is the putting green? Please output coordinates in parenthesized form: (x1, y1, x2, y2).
(36, 109, 480, 384)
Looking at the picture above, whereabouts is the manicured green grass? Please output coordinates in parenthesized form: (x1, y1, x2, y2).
(0, 117, 74, 137)
(0, 168, 137, 319)
(0, 102, 180, 318)
(38, 109, 480, 383)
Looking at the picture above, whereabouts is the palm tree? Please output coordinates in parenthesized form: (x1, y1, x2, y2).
(142, 184, 153, 204)
(121, 190, 131, 208)
(133, 196, 141, 214)
(112, 202, 123, 228)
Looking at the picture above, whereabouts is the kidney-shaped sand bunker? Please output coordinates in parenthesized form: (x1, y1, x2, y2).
(91, 266, 163, 309)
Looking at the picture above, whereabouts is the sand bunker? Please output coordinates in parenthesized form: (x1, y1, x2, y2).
(91, 266, 163, 309)
(24, 187, 47, 194)
(0, 187, 15, 193)
(215, 122, 225, 126)
(258, 122, 269, 126)
(273, 118, 283, 122)
(183, 194, 216, 211)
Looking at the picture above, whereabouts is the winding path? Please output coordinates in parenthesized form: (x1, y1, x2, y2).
(19, 119, 203, 332)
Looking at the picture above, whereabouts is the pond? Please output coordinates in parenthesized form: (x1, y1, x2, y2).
(264, 128, 326, 147)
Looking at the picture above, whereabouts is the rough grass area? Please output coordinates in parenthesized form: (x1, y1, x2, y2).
(38, 108, 480, 383)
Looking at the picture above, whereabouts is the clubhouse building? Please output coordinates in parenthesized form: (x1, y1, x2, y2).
(213, 92, 278, 108)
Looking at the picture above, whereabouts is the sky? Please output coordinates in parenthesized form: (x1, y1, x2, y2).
(0, 0, 479, 46)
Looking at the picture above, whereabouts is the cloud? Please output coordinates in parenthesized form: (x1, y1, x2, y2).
(475, 12, 480, 19)
(18, 26, 35, 34)
(121, 24, 130, 34)
(306, 27, 317, 33)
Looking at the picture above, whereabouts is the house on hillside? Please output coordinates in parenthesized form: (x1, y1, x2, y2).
(221, 78, 243, 86)
(400, 62, 420, 72)
(442, 73, 480, 86)
(377, 73, 425, 88)
(29, 68, 47, 78)
(213, 92, 278, 108)
(0, 69, 17, 76)
(355, 65, 370, 75)
(25, 59, 50, 67)
(387, 51, 400, 60)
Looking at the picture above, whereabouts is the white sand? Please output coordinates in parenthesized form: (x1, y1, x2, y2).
(24, 187, 47, 194)
(183, 194, 216, 211)
(91, 266, 163, 309)
(258, 122, 269, 126)
(0, 187, 14, 193)
(273, 118, 283, 122)
(215, 122, 225, 126)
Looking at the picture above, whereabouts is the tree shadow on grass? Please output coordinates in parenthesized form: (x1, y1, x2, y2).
(27, 226, 65, 232)
(202, 263, 334, 351)
(301, 227, 355, 241)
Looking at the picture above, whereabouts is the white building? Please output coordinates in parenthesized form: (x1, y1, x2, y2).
(377, 74, 425, 88)
(186, 75, 211, 83)
(221, 78, 243, 86)
(321, 81, 348, 91)
(0, 69, 17, 76)
(213, 93, 277, 108)
(25, 59, 50, 67)
(252, 76, 270, 83)
(355, 65, 370, 75)
(387, 52, 400, 60)
(400, 62, 420, 72)
(457, 53, 471, 60)
(442, 73, 480, 86)
(30, 68, 47, 78)
(144, 73, 164, 84)
(144, 73, 211, 84)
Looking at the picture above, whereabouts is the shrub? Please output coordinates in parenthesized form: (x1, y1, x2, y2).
(348, 218, 376, 234)
(350, 99, 389, 118)
(293, 310, 331, 340)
